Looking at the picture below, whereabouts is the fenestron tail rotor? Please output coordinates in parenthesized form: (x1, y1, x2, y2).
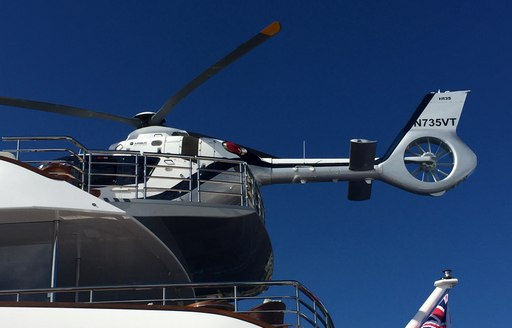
(404, 137, 455, 183)
(0, 21, 281, 129)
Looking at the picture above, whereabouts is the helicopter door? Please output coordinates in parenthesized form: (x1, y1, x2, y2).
(197, 138, 221, 158)
(162, 135, 198, 156)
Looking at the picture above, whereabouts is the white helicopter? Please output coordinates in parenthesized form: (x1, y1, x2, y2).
(0, 21, 477, 203)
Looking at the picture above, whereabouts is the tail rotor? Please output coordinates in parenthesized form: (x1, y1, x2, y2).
(377, 90, 477, 196)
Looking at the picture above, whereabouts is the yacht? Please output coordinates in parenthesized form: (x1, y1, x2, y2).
(0, 137, 332, 327)
(0, 135, 462, 327)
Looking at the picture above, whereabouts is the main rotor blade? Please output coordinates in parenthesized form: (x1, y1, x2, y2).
(149, 21, 281, 126)
(0, 97, 141, 127)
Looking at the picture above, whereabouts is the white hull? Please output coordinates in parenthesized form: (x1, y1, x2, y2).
(1, 305, 267, 328)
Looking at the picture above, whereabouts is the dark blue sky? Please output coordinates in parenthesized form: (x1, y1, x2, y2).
(0, 1, 510, 327)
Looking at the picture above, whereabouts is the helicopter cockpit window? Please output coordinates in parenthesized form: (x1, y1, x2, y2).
(88, 155, 159, 186)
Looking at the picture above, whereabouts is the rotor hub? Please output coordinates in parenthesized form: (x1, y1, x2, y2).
(420, 152, 437, 170)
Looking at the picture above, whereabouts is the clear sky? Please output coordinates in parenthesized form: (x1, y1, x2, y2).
(0, 1, 510, 327)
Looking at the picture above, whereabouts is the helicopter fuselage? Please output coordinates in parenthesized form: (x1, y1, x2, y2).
(95, 88, 478, 202)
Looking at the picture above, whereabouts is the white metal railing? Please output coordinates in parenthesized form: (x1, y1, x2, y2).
(1, 136, 264, 219)
(0, 281, 333, 328)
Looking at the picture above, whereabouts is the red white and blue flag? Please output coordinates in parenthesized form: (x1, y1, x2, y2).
(421, 294, 450, 328)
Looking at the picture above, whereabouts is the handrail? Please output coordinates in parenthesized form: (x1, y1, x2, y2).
(0, 280, 333, 328)
(2, 135, 89, 150)
(1, 135, 264, 218)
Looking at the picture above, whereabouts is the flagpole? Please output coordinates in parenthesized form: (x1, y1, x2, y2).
(405, 270, 458, 328)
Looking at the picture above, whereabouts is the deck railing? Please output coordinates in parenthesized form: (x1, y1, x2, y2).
(1, 136, 264, 219)
(0, 280, 334, 328)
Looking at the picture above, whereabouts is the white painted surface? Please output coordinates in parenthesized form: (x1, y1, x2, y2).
(0, 159, 124, 215)
(0, 307, 263, 328)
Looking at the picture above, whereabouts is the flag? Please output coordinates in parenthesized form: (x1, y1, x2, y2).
(420, 294, 450, 328)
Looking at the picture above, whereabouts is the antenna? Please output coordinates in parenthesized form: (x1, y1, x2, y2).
(303, 140, 306, 162)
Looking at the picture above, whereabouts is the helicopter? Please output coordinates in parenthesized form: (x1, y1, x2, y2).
(0, 21, 476, 203)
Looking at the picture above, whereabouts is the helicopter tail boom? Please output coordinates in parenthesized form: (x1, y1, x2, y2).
(252, 90, 477, 200)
